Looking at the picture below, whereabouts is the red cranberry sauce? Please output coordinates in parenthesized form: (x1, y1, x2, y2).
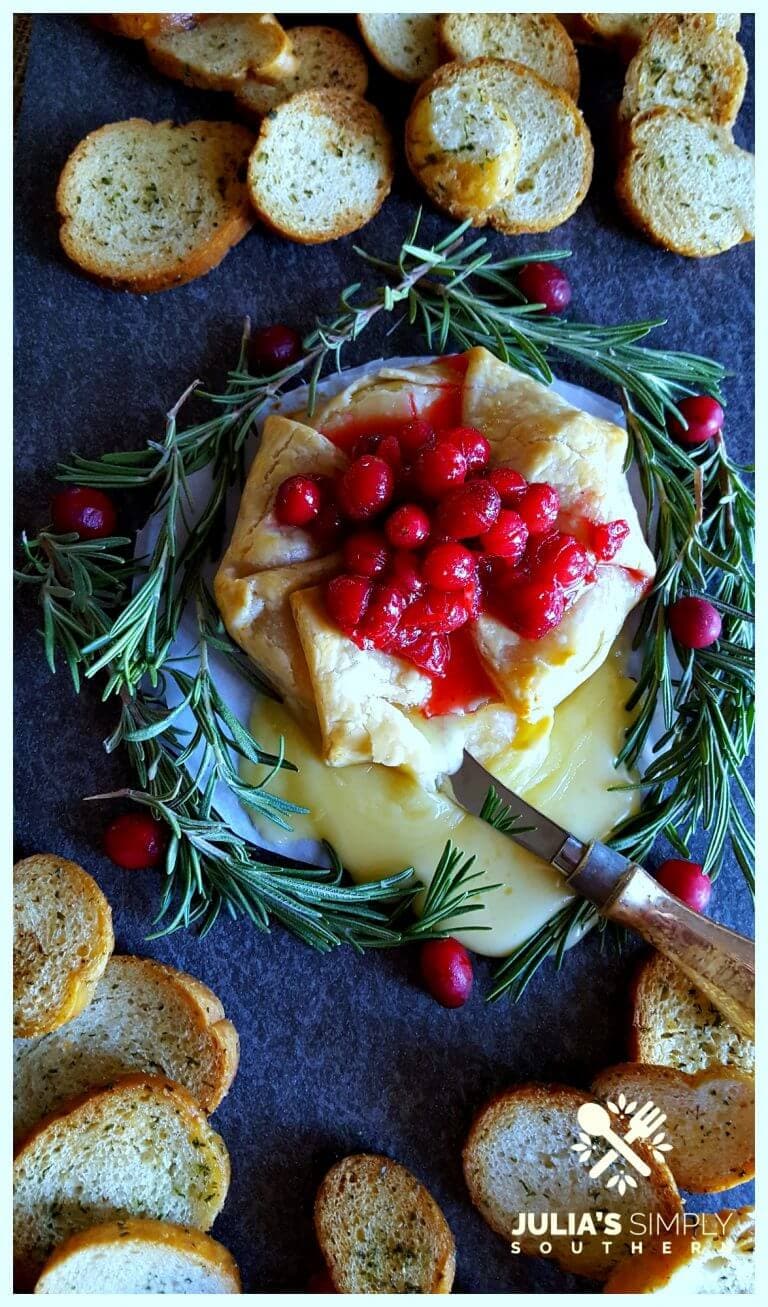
(272, 374, 629, 715)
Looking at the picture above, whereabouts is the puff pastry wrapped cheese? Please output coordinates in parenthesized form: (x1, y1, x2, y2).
(215, 348, 655, 783)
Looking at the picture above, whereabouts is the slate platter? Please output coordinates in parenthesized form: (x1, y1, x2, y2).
(14, 14, 754, 1294)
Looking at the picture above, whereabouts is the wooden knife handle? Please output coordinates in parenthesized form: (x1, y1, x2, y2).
(606, 864, 754, 1039)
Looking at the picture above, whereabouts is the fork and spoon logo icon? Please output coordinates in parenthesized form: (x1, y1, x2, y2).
(572, 1097, 672, 1195)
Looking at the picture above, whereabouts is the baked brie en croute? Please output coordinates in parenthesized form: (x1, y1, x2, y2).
(215, 347, 655, 784)
(215, 348, 655, 954)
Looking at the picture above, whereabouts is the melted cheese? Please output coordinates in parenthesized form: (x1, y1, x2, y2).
(243, 646, 639, 958)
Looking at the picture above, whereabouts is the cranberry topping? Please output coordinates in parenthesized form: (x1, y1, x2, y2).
(359, 582, 408, 645)
(484, 466, 527, 505)
(436, 481, 501, 539)
(656, 859, 712, 912)
(517, 261, 572, 314)
(325, 574, 371, 631)
(533, 532, 592, 588)
(669, 395, 724, 446)
(590, 518, 629, 561)
(343, 530, 389, 577)
(385, 503, 431, 549)
(375, 434, 402, 471)
(104, 811, 167, 870)
(668, 596, 722, 649)
(250, 323, 302, 373)
(399, 418, 435, 458)
(423, 542, 478, 592)
(337, 455, 394, 522)
(440, 425, 491, 472)
(500, 577, 566, 640)
(420, 938, 473, 1008)
(480, 509, 529, 561)
(312, 500, 344, 549)
(274, 475, 322, 527)
(401, 590, 470, 637)
(389, 550, 424, 595)
(517, 483, 560, 535)
(51, 487, 117, 540)
(415, 442, 468, 499)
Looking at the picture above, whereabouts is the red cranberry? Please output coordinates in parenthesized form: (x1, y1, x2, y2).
(436, 481, 501, 539)
(375, 435, 403, 471)
(352, 432, 383, 458)
(656, 859, 712, 913)
(668, 596, 722, 649)
(484, 466, 527, 505)
(441, 425, 491, 472)
(415, 443, 468, 499)
(402, 590, 470, 636)
(423, 542, 478, 592)
(337, 456, 394, 522)
(504, 579, 566, 639)
(306, 1270, 336, 1293)
(274, 475, 321, 527)
(385, 503, 431, 549)
(480, 509, 529, 561)
(312, 500, 344, 549)
(420, 938, 473, 1008)
(51, 487, 117, 540)
(343, 530, 389, 578)
(534, 533, 592, 588)
(104, 811, 167, 870)
(250, 323, 302, 373)
(399, 629, 451, 674)
(359, 582, 408, 645)
(669, 395, 724, 446)
(325, 574, 371, 631)
(517, 483, 560, 535)
(517, 261, 572, 314)
(399, 418, 435, 459)
(389, 550, 424, 595)
(590, 519, 630, 561)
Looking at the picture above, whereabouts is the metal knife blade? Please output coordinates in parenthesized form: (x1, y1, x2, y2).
(450, 750, 591, 877)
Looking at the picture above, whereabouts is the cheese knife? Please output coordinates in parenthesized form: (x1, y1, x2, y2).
(450, 750, 755, 1039)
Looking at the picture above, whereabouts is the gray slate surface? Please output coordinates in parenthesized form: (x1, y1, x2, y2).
(14, 15, 754, 1294)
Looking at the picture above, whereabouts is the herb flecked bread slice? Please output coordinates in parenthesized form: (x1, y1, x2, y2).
(357, 12, 442, 82)
(145, 13, 296, 90)
(426, 58, 592, 234)
(629, 951, 755, 1075)
(93, 14, 199, 41)
(592, 1063, 754, 1194)
(620, 13, 748, 129)
(56, 118, 256, 293)
(34, 1219, 241, 1294)
(315, 1154, 455, 1293)
(582, 12, 741, 61)
(438, 13, 579, 100)
(406, 60, 521, 224)
(463, 1084, 681, 1280)
(13, 1075, 230, 1288)
(247, 90, 394, 244)
(235, 24, 369, 119)
(14, 854, 113, 1038)
(14, 954, 239, 1144)
(604, 1205, 754, 1294)
(616, 107, 754, 257)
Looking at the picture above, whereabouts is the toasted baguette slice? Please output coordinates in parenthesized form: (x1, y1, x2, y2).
(605, 1206, 754, 1294)
(247, 90, 394, 244)
(13, 1075, 230, 1287)
(438, 13, 579, 100)
(592, 1064, 754, 1194)
(463, 1084, 681, 1280)
(93, 15, 199, 41)
(235, 25, 368, 119)
(56, 118, 255, 293)
(315, 1154, 455, 1294)
(14, 954, 239, 1143)
(583, 12, 741, 60)
(14, 854, 113, 1038)
(621, 14, 747, 129)
(357, 13, 441, 82)
(616, 108, 754, 257)
(629, 952, 755, 1075)
(418, 58, 591, 234)
(34, 1219, 241, 1294)
(145, 14, 297, 90)
(406, 61, 521, 224)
